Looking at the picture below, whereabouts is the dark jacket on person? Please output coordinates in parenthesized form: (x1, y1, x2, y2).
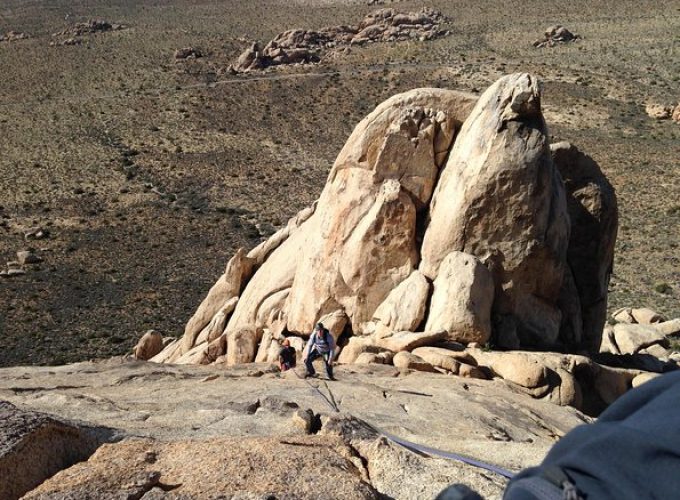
(504, 371, 680, 500)
(278, 345, 296, 369)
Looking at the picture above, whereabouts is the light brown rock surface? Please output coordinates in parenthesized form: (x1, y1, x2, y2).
(24, 436, 381, 500)
(337, 336, 379, 364)
(372, 270, 430, 332)
(224, 208, 315, 333)
(375, 329, 448, 352)
(133, 330, 163, 361)
(673, 103, 680, 123)
(654, 319, 680, 337)
(601, 323, 669, 355)
(154, 73, 619, 365)
(0, 359, 592, 499)
(424, 251, 494, 343)
(283, 89, 477, 335)
(392, 351, 438, 372)
(630, 307, 665, 325)
(410, 347, 462, 373)
(612, 307, 636, 324)
(226, 325, 262, 365)
(645, 103, 673, 120)
(179, 248, 254, 357)
(173, 87, 478, 353)
(0, 401, 118, 500)
(421, 73, 569, 348)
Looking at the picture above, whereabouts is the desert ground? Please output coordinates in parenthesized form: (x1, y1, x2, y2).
(1, 0, 679, 366)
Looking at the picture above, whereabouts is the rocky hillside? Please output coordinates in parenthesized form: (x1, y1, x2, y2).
(0, 0, 678, 367)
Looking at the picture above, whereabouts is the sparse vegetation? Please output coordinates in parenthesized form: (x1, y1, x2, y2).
(0, 0, 678, 366)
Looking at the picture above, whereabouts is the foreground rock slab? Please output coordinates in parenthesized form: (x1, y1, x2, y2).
(24, 436, 380, 499)
(0, 359, 590, 499)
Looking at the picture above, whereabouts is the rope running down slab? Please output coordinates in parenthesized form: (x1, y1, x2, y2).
(294, 370, 515, 479)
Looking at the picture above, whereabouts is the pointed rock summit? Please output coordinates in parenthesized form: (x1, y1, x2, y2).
(153, 73, 618, 367)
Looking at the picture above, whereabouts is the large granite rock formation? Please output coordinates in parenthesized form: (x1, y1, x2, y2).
(421, 73, 570, 349)
(152, 73, 619, 369)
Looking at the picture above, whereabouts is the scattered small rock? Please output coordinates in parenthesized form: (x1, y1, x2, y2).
(0, 31, 30, 42)
(646, 103, 673, 120)
(612, 307, 666, 325)
(259, 396, 299, 414)
(49, 38, 82, 46)
(174, 47, 202, 59)
(672, 104, 680, 123)
(653, 281, 673, 295)
(24, 227, 49, 240)
(224, 400, 260, 414)
(533, 25, 580, 48)
(291, 409, 315, 434)
(17, 250, 42, 265)
(53, 19, 124, 38)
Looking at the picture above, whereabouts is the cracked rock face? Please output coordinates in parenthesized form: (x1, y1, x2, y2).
(551, 142, 618, 351)
(158, 73, 617, 366)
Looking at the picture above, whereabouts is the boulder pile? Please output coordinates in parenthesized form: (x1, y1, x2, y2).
(533, 25, 580, 48)
(53, 19, 125, 37)
(140, 73, 677, 411)
(50, 19, 125, 46)
(0, 249, 42, 278)
(230, 8, 448, 72)
(174, 47, 203, 60)
(0, 31, 30, 42)
(646, 102, 680, 122)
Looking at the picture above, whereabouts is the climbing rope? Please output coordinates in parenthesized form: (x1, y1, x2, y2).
(291, 368, 515, 479)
